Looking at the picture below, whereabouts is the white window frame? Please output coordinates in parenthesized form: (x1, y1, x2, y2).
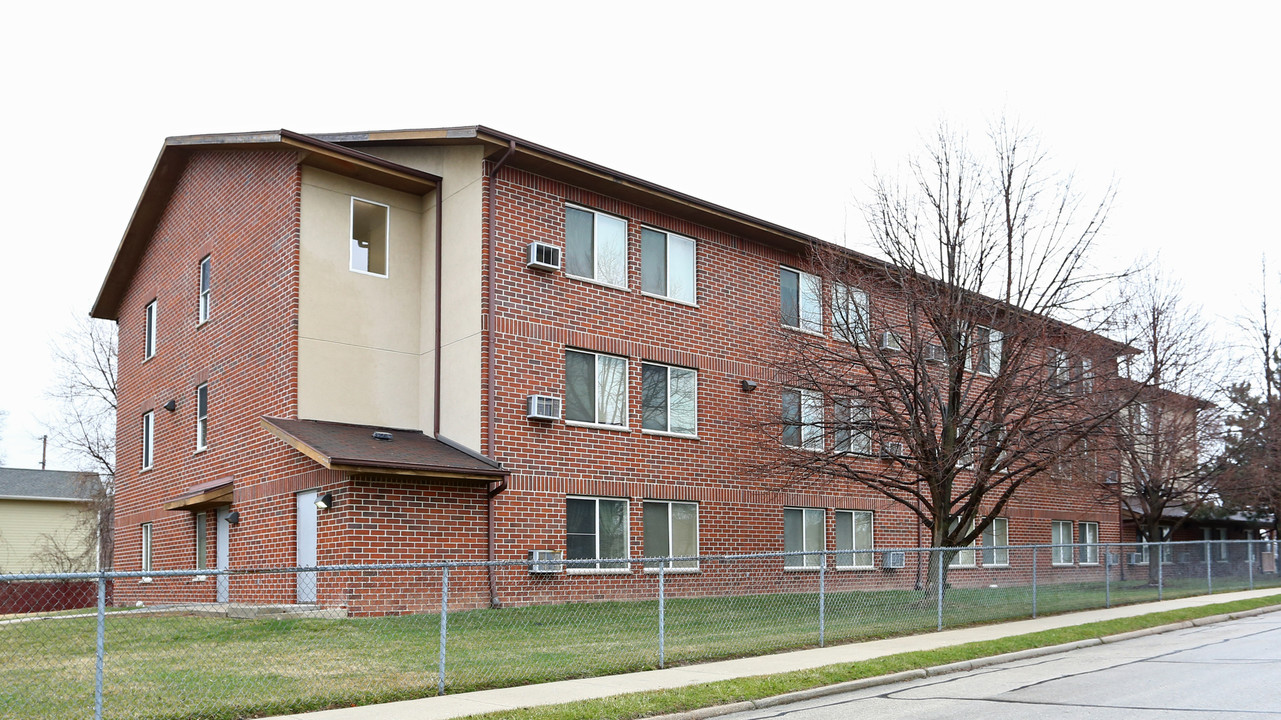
(834, 510, 874, 569)
(141, 410, 155, 470)
(781, 388, 823, 450)
(1051, 520, 1075, 565)
(564, 203, 629, 290)
(195, 513, 207, 570)
(144, 300, 157, 360)
(1218, 527, 1229, 561)
(975, 326, 1003, 376)
(1048, 347, 1070, 391)
(981, 517, 1010, 567)
(780, 266, 823, 334)
(833, 398, 873, 455)
(784, 507, 826, 569)
(141, 522, 153, 573)
(564, 349, 629, 430)
(565, 496, 630, 572)
(198, 255, 212, 324)
(640, 362, 698, 437)
(1079, 521, 1100, 565)
(949, 518, 977, 567)
(643, 500, 699, 571)
(832, 282, 870, 345)
(349, 196, 390, 278)
(1079, 357, 1095, 394)
(195, 383, 209, 451)
(640, 225, 697, 305)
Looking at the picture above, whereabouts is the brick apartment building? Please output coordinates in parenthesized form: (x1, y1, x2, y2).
(91, 127, 1124, 612)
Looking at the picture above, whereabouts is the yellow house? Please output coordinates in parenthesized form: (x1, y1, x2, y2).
(0, 468, 100, 574)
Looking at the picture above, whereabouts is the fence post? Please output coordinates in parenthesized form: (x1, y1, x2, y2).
(94, 571, 106, 720)
(1248, 541, 1255, 591)
(438, 566, 449, 696)
(658, 562, 666, 669)
(1104, 545, 1111, 609)
(1157, 550, 1164, 602)
(1206, 540, 1213, 595)
(1031, 546, 1038, 619)
(935, 549, 944, 632)
(818, 552, 826, 648)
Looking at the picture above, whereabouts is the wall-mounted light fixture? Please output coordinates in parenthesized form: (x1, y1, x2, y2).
(741, 380, 758, 392)
(225, 510, 240, 525)
(315, 492, 334, 510)
(163, 399, 177, 412)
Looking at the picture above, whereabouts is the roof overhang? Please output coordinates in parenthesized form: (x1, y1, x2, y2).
(90, 130, 442, 321)
(260, 417, 507, 481)
(164, 477, 234, 512)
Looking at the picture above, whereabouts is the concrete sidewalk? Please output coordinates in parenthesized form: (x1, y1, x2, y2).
(272, 588, 1281, 720)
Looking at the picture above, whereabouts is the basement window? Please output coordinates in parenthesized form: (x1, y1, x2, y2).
(350, 197, 390, 277)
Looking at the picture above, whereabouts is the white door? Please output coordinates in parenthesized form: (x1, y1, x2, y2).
(296, 491, 318, 603)
(215, 507, 230, 603)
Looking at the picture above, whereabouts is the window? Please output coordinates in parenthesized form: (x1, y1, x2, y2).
(643, 501, 698, 570)
(835, 510, 873, 568)
(949, 518, 976, 567)
(780, 267, 822, 333)
(1079, 357, 1094, 393)
(566, 497, 628, 570)
(195, 513, 207, 570)
(1138, 525, 1171, 564)
(1048, 348, 1070, 390)
(832, 283, 869, 344)
(1051, 520, 1074, 565)
(641, 363, 697, 435)
(350, 197, 389, 276)
(1079, 522, 1099, 564)
(144, 300, 157, 360)
(565, 205, 628, 288)
(141, 411, 154, 470)
(781, 388, 823, 450)
(641, 227, 695, 304)
(565, 350, 628, 427)
(975, 326, 1003, 376)
(981, 518, 1009, 566)
(195, 383, 209, 450)
(784, 507, 825, 568)
(141, 523, 153, 573)
(833, 398, 872, 455)
(1218, 528, 1229, 561)
(198, 255, 212, 324)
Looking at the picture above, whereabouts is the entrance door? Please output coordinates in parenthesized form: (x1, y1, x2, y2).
(215, 506, 230, 603)
(296, 490, 318, 603)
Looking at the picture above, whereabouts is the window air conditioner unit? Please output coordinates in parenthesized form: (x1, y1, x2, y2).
(882, 550, 906, 569)
(1128, 552, 1145, 565)
(529, 549, 564, 574)
(879, 331, 902, 352)
(1178, 553, 1192, 564)
(1104, 471, 1119, 484)
(924, 343, 946, 364)
(527, 395, 562, 421)
(1105, 552, 1120, 567)
(880, 442, 904, 459)
(527, 242, 562, 271)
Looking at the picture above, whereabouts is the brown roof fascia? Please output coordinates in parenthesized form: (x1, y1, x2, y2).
(90, 131, 442, 320)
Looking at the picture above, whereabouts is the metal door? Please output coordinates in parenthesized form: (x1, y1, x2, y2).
(215, 506, 230, 603)
(296, 490, 318, 603)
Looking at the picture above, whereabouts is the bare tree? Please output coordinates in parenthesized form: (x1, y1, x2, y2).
(42, 316, 117, 569)
(761, 122, 1129, 598)
(1096, 270, 1227, 583)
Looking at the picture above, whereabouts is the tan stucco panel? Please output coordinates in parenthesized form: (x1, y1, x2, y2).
(0, 499, 94, 573)
(297, 337, 421, 430)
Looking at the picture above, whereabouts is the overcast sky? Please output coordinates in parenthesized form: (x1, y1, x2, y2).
(1, 1, 1278, 470)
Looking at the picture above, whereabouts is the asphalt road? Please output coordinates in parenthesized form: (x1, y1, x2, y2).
(720, 613, 1281, 719)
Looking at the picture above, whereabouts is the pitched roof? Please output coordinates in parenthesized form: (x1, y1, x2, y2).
(260, 417, 506, 479)
(0, 468, 100, 502)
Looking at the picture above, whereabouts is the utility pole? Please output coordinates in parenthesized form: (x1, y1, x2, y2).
(41, 435, 47, 470)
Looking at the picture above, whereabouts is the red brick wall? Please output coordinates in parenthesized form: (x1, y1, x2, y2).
(112, 150, 312, 604)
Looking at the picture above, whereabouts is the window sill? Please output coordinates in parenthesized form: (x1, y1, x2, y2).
(196, 319, 211, 330)
(948, 565, 976, 569)
(643, 567, 700, 574)
(781, 324, 825, 337)
(566, 567, 632, 576)
(565, 420, 631, 433)
(783, 566, 823, 572)
(349, 268, 389, 279)
(139, 576, 153, 584)
(194, 447, 207, 455)
(835, 565, 876, 571)
(641, 291, 698, 309)
(983, 564, 1011, 569)
(1079, 562, 1100, 567)
(1051, 563, 1076, 567)
(140, 466, 153, 473)
(565, 273, 629, 293)
(192, 574, 207, 582)
(641, 429, 699, 440)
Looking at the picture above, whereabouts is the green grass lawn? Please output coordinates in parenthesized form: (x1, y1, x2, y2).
(3, 576, 1279, 720)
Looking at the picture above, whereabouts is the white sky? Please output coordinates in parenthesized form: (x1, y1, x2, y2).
(1, 1, 1278, 470)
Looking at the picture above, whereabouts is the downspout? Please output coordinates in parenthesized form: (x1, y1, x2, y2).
(485, 140, 517, 608)
(433, 183, 444, 436)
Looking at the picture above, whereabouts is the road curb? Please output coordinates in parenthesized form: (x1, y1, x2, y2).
(647, 603, 1281, 720)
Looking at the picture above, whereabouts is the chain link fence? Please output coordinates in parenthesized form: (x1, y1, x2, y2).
(2, 539, 1278, 720)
